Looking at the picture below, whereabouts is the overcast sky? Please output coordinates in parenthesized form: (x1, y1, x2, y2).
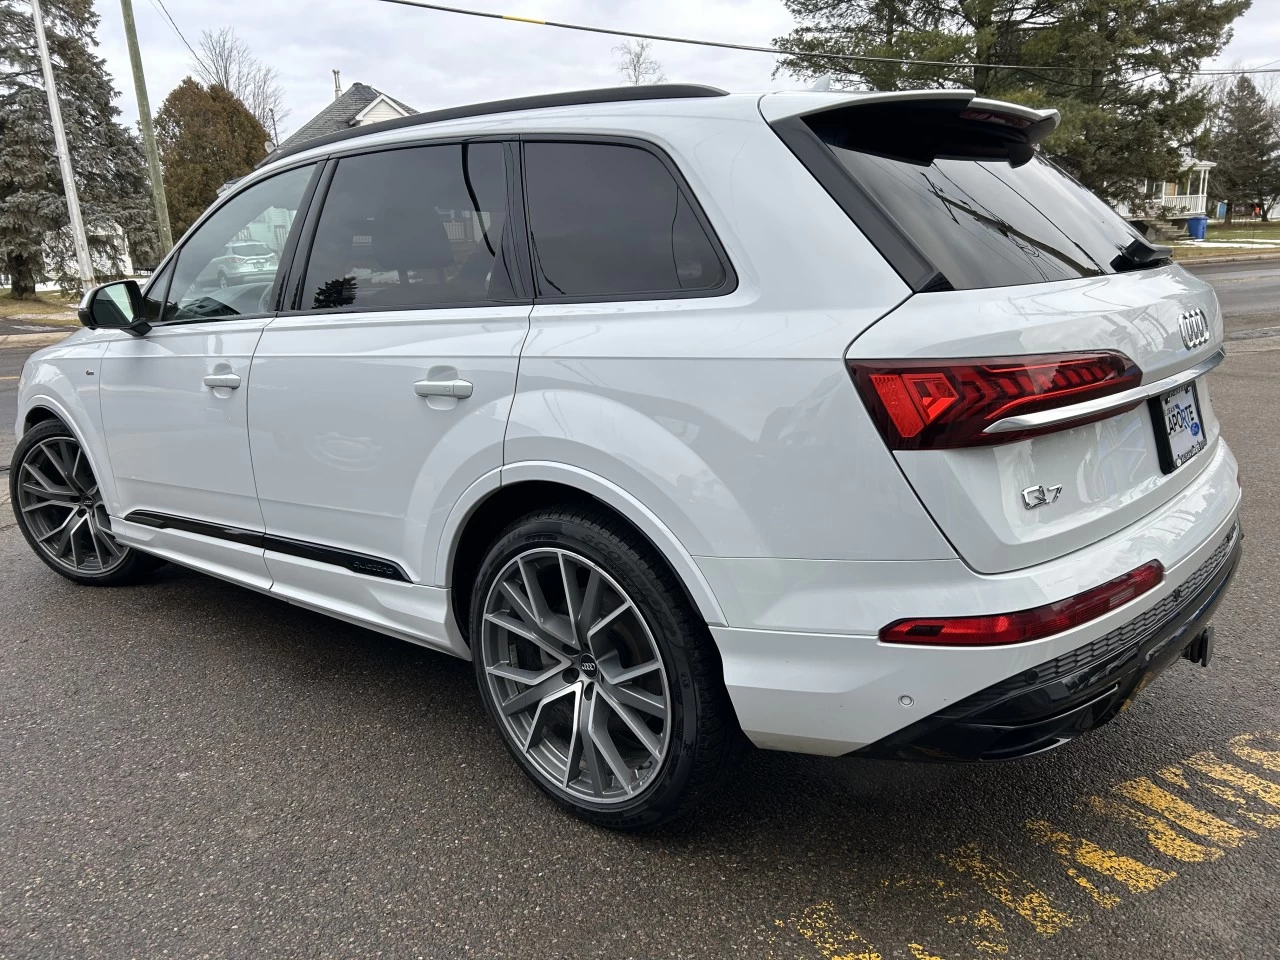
(89, 0, 1280, 142)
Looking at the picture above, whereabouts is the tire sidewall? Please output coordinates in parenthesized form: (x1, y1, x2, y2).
(471, 512, 702, 829)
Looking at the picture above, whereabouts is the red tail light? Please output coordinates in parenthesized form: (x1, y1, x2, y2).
(227, 255, 247, 263)
(849, 352, 1141, 449)
(881, 560, 1164, 647)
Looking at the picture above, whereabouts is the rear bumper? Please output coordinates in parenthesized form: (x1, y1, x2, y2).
(857, 520, 1241, 761)
(706, 438, 1241, 756)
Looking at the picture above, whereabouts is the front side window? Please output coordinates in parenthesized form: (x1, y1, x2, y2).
(162, 164, 315, 322)
(301, 142, 516, 311)
(523, 141, 728, 299)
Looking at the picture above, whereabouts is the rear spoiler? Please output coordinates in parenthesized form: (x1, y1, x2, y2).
(760, 89, 1060, 167)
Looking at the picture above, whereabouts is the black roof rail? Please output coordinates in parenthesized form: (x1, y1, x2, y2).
(258, 84, 730, 168)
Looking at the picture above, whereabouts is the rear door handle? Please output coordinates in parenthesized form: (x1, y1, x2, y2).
(203, 373, 241, 389)
(414, 378, 473, 399)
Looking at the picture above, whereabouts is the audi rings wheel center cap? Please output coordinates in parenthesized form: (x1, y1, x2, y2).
(578, 653, 599, 680)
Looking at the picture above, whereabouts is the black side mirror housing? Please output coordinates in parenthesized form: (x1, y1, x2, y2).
(77, 280, 151, 336)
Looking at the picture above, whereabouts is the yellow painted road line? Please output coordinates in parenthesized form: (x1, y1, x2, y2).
(1024, 819, 1174, 899)
(1112, 777, 1254, 847)
(939, 843, 1081, 936)
(780, 902, 883, 960)
(0, 375, 18, 380)
(1088, 795, 1224, 862)
(1230, 731, 1280, 772)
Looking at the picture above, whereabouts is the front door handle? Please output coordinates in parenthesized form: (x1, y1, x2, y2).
(203, 373, 242, 389)
(414, 378, 473, 399)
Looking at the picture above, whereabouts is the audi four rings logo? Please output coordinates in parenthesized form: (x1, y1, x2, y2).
(1179, 308, 1210, 349)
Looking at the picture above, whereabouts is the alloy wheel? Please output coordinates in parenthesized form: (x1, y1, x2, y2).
(14, 436, 127, 575)
(480, 548, 672, 803)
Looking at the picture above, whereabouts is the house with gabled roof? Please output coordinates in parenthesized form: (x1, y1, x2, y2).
(275, 79, 417, 154)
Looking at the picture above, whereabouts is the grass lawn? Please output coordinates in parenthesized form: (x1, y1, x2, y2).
(1204, 220, 1280, 242)
(0, 290, 80, 325)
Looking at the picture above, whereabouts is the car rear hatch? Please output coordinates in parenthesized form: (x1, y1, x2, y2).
(764, 91, 1227, 574)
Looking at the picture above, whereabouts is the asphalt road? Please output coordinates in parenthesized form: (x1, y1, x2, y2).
(2, 264, 1280, 959)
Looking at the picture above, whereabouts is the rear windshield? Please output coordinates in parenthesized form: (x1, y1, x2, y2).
(820, 138, 1148, 290)
(232, 242, 275, 257)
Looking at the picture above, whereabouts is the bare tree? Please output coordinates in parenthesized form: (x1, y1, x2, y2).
(614, 39, 665, 86)
(191, 27, 288, 140)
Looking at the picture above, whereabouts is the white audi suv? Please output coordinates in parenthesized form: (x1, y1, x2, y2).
(9, 86, 1242, 829)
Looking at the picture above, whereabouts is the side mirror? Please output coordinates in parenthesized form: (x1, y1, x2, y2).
(77, 280, 151, 336)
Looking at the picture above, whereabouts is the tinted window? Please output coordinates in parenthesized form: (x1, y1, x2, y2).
(302, 142, 516, 311)
(164, 164, 313, 322)
(822, 143, 1147, 290)
(523, 142, 727, 299)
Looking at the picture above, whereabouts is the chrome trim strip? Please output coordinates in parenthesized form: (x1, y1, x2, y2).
(983, 348, 1225, 435)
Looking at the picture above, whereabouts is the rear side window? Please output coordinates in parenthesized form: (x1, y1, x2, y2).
(808, 115, 1148, 291)
(523, 142, 728, 299)
(301, 142, 517, 311)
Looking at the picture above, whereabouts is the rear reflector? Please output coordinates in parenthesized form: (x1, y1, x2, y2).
(881, 560, 1164, 647)
(849, 352, 1141, 449)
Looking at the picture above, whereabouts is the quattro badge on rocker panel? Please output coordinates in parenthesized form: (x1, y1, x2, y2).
(1022, 483, 1064, 510)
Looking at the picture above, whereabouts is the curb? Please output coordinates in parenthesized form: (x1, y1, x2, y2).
(1177, 252, 1280, 267)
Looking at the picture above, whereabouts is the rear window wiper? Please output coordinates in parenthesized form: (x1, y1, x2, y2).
(1111, 238, 1172, 272)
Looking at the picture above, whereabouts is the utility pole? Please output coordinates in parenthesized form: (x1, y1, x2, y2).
(30, 0, 94, 290)
(120, 0, 173, 253)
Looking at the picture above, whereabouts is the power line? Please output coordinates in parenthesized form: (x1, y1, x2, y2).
(370, 0, 1280, 81)
(145, 0, 206, 72)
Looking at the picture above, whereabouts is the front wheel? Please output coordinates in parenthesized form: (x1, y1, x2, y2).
(10, 420, 164, 585)
(471, 507, 740, 830)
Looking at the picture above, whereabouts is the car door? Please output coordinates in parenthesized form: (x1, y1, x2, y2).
(246, 140, 530, 632)
(101, 162, 320, 589)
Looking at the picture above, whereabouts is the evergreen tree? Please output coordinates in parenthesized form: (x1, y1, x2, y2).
(1209, 75, 1280, 223)
(0, 0, 157, 297)
(154, 78, 268, 240)
(773, 0, 1251, 204)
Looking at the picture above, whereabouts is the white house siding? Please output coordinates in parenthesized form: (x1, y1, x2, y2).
(358, 99, 410, 125)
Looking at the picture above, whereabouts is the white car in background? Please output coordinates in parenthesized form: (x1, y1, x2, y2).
(9, 86, 1241, 829)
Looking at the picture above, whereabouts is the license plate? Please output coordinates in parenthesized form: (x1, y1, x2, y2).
(1154, 381, 1207, 472)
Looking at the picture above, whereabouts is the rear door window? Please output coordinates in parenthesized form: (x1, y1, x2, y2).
(813, 124, 1149, 290)
(300, 142, 517, 311)
(522, 141, 729, 300)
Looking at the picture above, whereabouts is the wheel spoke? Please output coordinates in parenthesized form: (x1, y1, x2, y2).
(485, 611, 569, 663)
(39, 440, 80, 493)
(598, 687, 664, 758)
(486, 659, 561, 686)
(599, 657, 663, 686)
(602, 678, 667, 720)
(586, 600, 632, 648)
(558, 553, 583, 649)
(21, 462, 74, 497)
(575, 569, 604, 640)
(36, 510, 79, 545)
(588, 705, 635, 795)
(67, 516, 83, 568)
(522, 682, 577, 752)
(20, 496, 76, 513)
(500, 671, 573, 718)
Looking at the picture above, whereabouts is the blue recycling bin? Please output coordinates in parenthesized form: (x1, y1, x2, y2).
(1187, 215, 1209, 240)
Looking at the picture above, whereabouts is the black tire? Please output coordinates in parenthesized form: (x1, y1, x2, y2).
(470, 505, 740, 830)
(10, 419, 165, 586)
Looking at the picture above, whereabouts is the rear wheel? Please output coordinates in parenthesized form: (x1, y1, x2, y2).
(10, 420, 164, 585)
(471, 507, 739, 830)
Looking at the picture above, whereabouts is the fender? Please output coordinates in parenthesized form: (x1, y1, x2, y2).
(436, 461, 726, 626)
(17, 340, 119, 515)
